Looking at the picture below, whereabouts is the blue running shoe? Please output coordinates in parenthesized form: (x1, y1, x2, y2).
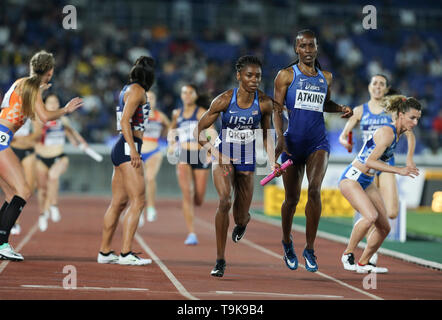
(282, 239, 298, 270)
(303, 248, 318, 272)
(184, 233, 198, 245)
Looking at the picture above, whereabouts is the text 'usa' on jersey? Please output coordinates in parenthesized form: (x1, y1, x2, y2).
(116, 84, 150, 132)
(284, 64, 328, 141)
(218, 88, 262, 145)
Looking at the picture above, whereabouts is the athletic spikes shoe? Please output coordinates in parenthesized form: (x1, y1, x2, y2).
(10, 224, 21, 235)
(232, 224, 247, 243)
(146, 207, 157, 222)
(118, 252, 152, 266)
(50, 205, 61, 222)
(341, 252, 356, 271)
(369, 252, 378, 266)
(184, 233, 198, 245)
(303, 248, 318, 272)
(38, 214, 48, 232)
(138, 211, 145, 228)
(0, 243, 24, 261)
(356, 262, 388, 274)
(282, 238, 298, 270)
(210, 259, 226, 277)
(97, 251, 119, 264)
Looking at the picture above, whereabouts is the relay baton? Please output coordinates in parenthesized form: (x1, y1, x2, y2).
(80, 144, 103, 162)
(260, 159, 293, 186)
(347, 131, 353, 153)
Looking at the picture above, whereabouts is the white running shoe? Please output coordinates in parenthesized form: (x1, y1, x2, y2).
(147, 207, 157, 222)
(97, 251, 119, 264)
(118, 252, 152, 266)
(38, 215, 48, 232)
(138, 212, 145, 227)
(356, 262, 388, 274)
(50, 206, 61, 222)
(341, 253, 356, 271)
(10, 224, 21, 235)
(0, 243, 24, 261)
(369, 252, 378, 266)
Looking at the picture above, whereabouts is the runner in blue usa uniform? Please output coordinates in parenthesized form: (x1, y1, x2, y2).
(273, 30, 353, 272)
(99, 56, 155, 266)
(195, 56, 275, 277)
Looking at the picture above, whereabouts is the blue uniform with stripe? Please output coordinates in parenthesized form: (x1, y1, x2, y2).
(359, 102, 395, 171)
(339, 123, 398, 189)
(176, 106, 210, 169)
(111, 84, 150, 166)
(281, 64, 329, 165)
(215, 88, 262, 171)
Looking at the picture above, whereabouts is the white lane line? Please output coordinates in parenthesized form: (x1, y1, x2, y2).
(195, 217, 383, 300)
(20, 285, 149, 291)
(0, 223, 39, 275)
(213, 290, 343, 299)
(253, 214, 442, 271)
(134, 233, 199, 300)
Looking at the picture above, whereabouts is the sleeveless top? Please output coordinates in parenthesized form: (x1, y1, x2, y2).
(41, 119, 65, 146)
(0, 80, 26, 129)
(356, 123, 398, 174)
(359, 102, 392, 143)
(176, 106, 199, 144)
(116, 84, 150, 132)
(215, 88, 262, 164)
(143, 109, 163, 142)
(283, 64, 328, 141)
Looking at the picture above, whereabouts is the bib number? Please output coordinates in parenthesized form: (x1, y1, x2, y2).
(116, 111, 122, 131)
(124, 142, 138, 156)
(0, 131, 10, 146)
(345, 166, 362, 181)
(225, 127, 255, 144)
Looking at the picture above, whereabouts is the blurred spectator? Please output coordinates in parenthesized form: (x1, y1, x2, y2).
(0, 0, 440, 157)
(431, 109, 442, 154)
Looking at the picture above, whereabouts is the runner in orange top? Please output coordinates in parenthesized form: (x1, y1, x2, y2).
(0, 50, 83, 261)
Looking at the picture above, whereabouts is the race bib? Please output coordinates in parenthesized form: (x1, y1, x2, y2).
(116, 110, 122, 131)
(345, 166, 362, 181)
(177, 122, 197, 143)
(124, 142, 139, 156)
(44, 131, 65, 146)
(0, 131, 10, 146)
(294, 90, 326, 112)
(225, 127, 255, 144)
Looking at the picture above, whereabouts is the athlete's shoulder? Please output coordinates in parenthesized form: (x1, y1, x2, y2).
(257, 90, 273, 111)
(321, 70, 333, 84)
(275, 67, 294, 83)
(210, 89, 234, 111)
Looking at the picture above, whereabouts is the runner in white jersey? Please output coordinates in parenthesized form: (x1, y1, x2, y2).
(35, 94, 89, 232)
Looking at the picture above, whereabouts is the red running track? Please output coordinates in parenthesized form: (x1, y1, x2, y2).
(0, 196, 441, 300)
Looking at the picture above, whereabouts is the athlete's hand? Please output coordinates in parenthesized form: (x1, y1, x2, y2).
(340, 105, 353, 118)
(64, 97, 83, 114)
(272, 163, 283, 177)
(274, 137, 291, 162)
(339, 135, 352, 152)
(130, 149, 142, 168)
(398, 166, 419, 178)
